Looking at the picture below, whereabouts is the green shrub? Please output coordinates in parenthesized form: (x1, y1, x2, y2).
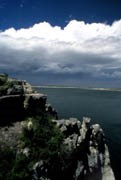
(7, 154, 31, 180)
(5, 115, 64, 179)
(0, 148, 15, 180)
(21, 115, 64, 160)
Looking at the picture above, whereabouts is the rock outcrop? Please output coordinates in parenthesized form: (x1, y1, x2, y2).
(51, 117, 115, 180)
(0, 73, 34, 96)
(29, 117, 115, 180)
(0, 117, 115, 180)
(0, 74, 57, 126)
(0, 74, 115, 180)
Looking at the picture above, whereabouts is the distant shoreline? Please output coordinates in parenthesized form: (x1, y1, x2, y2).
(32, 86, 121, 92)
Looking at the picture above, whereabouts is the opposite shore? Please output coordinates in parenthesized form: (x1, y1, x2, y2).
(32, 85, 121, 92)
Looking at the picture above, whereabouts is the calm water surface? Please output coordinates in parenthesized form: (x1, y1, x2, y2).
(36, 87, 121, 180)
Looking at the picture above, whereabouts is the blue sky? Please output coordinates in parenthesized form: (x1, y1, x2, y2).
(0, 0, 121, 29)
(0, 0, 121, 87)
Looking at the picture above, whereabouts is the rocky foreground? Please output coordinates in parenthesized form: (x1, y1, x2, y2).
(0, 74, 115, 180)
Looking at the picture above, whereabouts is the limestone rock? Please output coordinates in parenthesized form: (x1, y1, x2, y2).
(33, 160, 50, 180)
(53, 117, 115, 180)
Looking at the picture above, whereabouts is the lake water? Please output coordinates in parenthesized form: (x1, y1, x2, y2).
(36, 87, 121, 180)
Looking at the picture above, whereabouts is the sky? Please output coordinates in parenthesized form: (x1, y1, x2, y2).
(0, 0, 121, 87)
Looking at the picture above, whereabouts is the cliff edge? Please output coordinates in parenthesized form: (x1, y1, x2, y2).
(0, 74, 115, 180)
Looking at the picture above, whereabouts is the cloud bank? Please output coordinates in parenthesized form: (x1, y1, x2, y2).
(0, 20, 121, 86)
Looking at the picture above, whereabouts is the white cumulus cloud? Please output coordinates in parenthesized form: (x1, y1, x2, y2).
(0, 19, 121, 85)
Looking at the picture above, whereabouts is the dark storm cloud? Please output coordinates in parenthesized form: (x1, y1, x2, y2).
(0, 20, 121, 85)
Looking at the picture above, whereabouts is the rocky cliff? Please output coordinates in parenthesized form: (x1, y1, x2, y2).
(0, 74, 57, 126)
(53, 117, 115, 180)
(0, 74, 115, 180)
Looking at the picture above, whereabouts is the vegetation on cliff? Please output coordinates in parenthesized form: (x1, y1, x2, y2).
(0, 74, 115, 180)
(0, 115, 64, 179)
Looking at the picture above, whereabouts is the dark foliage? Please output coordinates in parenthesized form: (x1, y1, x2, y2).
(0, 115, 64, 179)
